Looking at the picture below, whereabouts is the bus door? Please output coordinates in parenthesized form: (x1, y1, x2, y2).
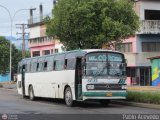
(75, 58, 83, 100)
(21, 65, 26, 97)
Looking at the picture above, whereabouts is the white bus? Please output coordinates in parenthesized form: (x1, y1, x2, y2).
(17, 49, 127, 106)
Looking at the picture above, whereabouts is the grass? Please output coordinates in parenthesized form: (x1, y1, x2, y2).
(0, 83, 3, 88)
(127, 91, 160, 104)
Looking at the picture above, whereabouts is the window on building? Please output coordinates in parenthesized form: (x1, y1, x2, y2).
(142, 42, 160, 52)
(116, 43, 132, 52)
(43, 50, 50, 55)
(32, 51, 40, 57)
(55, 49, 58, 53)
(126, 67, 136, 77)
(145, 10, 160, 20)
(51, 49, 53, 54)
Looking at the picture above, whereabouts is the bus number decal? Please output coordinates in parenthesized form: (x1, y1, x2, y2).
(87, 79, 98, 83)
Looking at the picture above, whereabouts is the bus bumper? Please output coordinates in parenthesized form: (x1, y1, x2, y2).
(82, 91, 127, 100)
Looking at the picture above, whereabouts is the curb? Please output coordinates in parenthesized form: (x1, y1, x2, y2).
(112, 100, 160, 110)
(0, 87, 16, 91)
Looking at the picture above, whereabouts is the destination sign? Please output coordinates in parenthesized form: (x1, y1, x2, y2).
(87, 53, 122, 62)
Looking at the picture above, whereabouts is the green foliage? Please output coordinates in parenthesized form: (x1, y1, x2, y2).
(127, 91, 160, 104)
(25, 50, 31, 58)
(0, 36, 25, 75)
(0, 36, 10, 73)
(46, 0, 139, 50)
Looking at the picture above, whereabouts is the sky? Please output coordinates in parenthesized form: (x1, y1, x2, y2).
(0, 0, 54, 37)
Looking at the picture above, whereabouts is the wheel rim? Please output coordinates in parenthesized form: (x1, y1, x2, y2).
(65, 89, 72, 105)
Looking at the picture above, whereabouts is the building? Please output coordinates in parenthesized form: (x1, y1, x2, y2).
(28, 4, 63, 57)
(116, 0, 160, 86)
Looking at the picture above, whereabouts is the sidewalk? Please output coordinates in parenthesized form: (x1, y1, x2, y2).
(0, 82, 16, 89)
(127, 86, 160, 92)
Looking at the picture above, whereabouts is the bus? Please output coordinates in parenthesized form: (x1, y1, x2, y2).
(17, 49, 127, 106)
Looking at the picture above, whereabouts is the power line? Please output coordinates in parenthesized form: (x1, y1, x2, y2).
(16, 24, 28, 58)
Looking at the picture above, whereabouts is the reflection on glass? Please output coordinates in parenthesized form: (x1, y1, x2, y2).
(85, 52, 125, 76)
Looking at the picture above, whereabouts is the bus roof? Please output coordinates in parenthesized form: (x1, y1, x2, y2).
(20, 49, 123, 63)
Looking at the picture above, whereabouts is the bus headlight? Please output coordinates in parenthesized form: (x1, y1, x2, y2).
(121, 85, 126, 90)
(87, 85, 95, 90)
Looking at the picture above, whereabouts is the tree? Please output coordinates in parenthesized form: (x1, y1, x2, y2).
(0, 36, 28, 76)
(0, 36, 10, 73)
(46, 0, 139, 50)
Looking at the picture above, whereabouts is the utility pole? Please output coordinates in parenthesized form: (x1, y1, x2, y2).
(16, 24, 28, 59)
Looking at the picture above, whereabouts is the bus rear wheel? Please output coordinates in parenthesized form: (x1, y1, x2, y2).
(64, 87, 74, 107)
(29, 86, 35, 101)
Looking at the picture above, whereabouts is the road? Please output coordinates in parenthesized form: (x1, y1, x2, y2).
(0, 89, 160, 120)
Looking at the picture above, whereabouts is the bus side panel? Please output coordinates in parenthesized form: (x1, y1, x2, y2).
(53, 70, 75, 99)
(23, 70, 76, 100)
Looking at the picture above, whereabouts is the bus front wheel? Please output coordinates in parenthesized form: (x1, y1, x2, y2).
(64, 87, 74, 107)
(29, 86, 35, 101)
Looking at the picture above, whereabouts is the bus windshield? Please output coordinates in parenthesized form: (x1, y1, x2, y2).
(85, 52, 126, 76)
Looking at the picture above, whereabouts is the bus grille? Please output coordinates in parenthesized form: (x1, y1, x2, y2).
(87, 84, 125, 90)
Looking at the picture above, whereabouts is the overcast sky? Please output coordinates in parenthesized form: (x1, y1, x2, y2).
(0, 0, 54, 37)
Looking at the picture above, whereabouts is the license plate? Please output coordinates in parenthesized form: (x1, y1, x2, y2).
(106, 92, 112, 97)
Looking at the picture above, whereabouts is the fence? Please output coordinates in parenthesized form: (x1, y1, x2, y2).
(0, 73, 10, 82)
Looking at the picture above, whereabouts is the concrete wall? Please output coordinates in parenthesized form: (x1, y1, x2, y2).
(140, 0, 160, 20)
(137, 34, 160, 52)
(0, 73, 10, 82)
(29, 26, 40, 38)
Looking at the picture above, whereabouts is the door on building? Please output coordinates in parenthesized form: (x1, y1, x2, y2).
(140, 67, 151, 86)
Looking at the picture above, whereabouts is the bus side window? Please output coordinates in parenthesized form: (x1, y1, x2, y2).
(55, 60, 64, 71)
(27, 63, 30, 73)
(53, 61, 56, 70)
(43, 62, 48, 71)
(18, 65, 22, 74)
(36, 63, 39, 72)
(64, 59, 67, 69)
(22, 65, 26, 73)
(24, 64, 27, 72)
(31, 62, 36, 72)
(66, 59, 75, 70)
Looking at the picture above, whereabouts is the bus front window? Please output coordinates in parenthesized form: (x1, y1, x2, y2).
(85, 53, 108, 76)
(108, 53, 125, 76)
(85, 52, 125, 77)
(85, 62, 108, 76)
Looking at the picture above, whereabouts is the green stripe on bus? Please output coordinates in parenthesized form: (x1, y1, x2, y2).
(82, 92, 127, 97)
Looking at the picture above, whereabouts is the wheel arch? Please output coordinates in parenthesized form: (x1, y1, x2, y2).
(28, 84, 33, 95)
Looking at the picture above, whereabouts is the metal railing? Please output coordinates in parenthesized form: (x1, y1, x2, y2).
(28, 12, 52, 25)
(28, 36, 54, 47)
(139, 20, 160, 34)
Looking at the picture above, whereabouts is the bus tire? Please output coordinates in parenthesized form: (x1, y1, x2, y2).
(64, 87, 74, 107)
(100, 99, 110, 106)
(29, 86, 35, 101)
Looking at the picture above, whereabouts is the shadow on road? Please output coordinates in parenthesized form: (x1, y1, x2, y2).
(21, 96, 124, 108)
